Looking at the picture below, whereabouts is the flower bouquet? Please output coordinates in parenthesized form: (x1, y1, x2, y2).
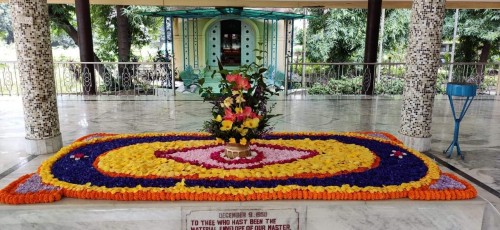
(198, 58, 279, 158)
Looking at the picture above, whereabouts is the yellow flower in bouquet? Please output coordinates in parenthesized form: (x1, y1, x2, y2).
(220, 120, 233, 131)
(240, 138, 248, 145)
(235, 127, 248, 136)
(223, 97, 233, 108)
(235, 94, 246, 104)
(243, 117, 260, 129)
(213, 115, 222, 122)
(198, 58, 279, 144)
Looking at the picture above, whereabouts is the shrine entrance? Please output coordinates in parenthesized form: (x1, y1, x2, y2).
(206, 19, 256, 68)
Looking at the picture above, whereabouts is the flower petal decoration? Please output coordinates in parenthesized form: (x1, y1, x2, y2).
(199, 60, 279, 145)
(0, 132, 476, 205)
(154, 143, 320, 170)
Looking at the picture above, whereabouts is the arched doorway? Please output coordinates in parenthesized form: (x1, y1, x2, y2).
(206, 19, 256, 67)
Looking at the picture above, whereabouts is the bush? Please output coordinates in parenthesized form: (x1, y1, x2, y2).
(434, 71, 448, 94)
(326, 76, 363, 94)
(308, 83, 330, 95)
(375, 77, 405, 95)
(306, 74, 460, 95)
(307, 76, 362, 95)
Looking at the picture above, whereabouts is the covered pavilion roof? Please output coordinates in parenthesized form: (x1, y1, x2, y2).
(139, 8, 312, 19)
(1, 0, 499, 9)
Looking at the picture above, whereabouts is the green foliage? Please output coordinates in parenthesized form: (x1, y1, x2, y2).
(383, 10, 411, 51)
(51, 33, 76, 48)
(0, 4, 76, 47)
(435, 71, 448, 94)
(443, 9, 500, 62)
(306, 9, 367, 63)
(454, 36, 482, 62)
(375, 78, 405, 95)
(198, 52, 279, 143)
(328, 76, 363, 94)
(306, 73, 466, 95)
(308, 76, 363, 95)
(481, 75, 499, 92)
(91, 5, 163, 62)
(46, 5, 77, 48)
(0, 4, 13, 44)
(304, 9, 411, 63)
(307, 83, 330, 95)
(307, 76, 405, 95)
(91, 5, 115, 61)
(48, 5, 76, 34)
(382, 9, 411, 62)
(444, 10, 500, 43)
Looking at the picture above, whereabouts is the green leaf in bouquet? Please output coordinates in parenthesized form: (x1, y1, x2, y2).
(219, 69, 229, 76)
(217, 57, 224, 71)
(197, 78, 205, 86)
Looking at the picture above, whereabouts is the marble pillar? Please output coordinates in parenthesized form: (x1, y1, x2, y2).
(10, 0, 62, 155)
(399, 0, 446, 152)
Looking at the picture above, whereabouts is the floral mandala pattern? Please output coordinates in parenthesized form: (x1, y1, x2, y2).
(0, 132, 477, 205)
(154, 143, 320, 169)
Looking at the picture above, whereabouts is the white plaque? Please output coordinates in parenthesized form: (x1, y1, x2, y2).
(183, 207, 302, 230)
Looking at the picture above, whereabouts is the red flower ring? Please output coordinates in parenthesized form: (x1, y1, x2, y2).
(0, 132, 478, 204)
(155, 143, 319, 170)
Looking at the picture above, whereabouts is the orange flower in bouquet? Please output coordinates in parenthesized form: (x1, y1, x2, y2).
(198, 60, 279, 145)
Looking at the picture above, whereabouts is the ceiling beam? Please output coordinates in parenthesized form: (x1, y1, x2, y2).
(0, 0, 499, 9)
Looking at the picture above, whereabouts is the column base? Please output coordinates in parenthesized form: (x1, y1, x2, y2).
(398, 133, 431, 152)
(25, 134, 63, 155)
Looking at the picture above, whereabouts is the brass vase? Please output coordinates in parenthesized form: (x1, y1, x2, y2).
(224, 143, 251, 159)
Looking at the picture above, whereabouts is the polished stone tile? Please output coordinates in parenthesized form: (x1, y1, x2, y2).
(0, 95, 500, 229)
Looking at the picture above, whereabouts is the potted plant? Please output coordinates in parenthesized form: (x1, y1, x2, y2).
(198, 57, 279, 159)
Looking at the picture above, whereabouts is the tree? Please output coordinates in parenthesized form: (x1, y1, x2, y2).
(442, 9, 500, 84)
(0, 4, 13, 44)
(443, 9, 500, 63)
(49, 4, 119, 89)
(306, 9, 367, 63)
(45, 5, 77, 49)
(90, 5, 162, 90)
(49, 5, 94, 59)
(91, 5, 162, 62)
(303, 9, 411, 63)
(50, 5, 162, 63)
(382, 9, 411, 60)
(49, 4, 163, 90)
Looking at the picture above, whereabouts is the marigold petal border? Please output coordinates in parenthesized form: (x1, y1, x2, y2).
(0, 131, 477, 204)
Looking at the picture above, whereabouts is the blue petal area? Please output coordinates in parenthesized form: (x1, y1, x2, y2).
(184, 134, 428, 188)
(50, 134, 428, 189)
(51, 136, 212, 188)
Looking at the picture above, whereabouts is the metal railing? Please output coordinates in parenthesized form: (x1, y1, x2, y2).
(1, 61, 499, 97)
(0, 61, 174, 96)
(287, 62, 500, 95)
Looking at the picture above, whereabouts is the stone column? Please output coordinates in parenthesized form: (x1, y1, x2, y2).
(399, 0, 446, 152)
(10, 0, 62, 155)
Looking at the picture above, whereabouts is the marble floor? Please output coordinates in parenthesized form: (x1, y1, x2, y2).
(1, 94, 500, 229)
